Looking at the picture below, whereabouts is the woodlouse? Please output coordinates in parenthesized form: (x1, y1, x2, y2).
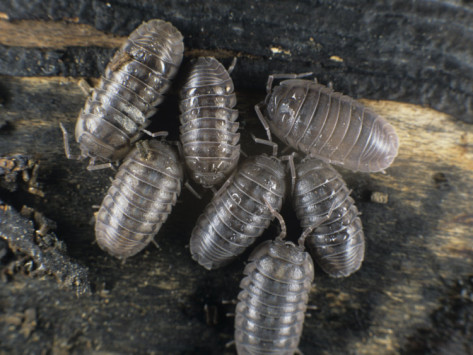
(293, 157, 365, 277)
(95, 140, 183, 259)
(189, 154, 286, 270)
(62, 19, 184, 166)
(179, 57, 240, 188)
(256, 74, 399, 172)
(235, 203, 321, 355)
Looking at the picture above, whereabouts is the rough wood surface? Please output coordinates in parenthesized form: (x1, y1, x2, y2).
(0, 1, 472, 354)
(0, 75, 472, 355)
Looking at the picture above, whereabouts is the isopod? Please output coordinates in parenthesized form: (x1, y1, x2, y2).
(61, 19, 184, 166)
(293, 157, 365, 277)
(256, 74, 399, 172)
(179, 57, 240, 188)
(235, 202, 321, 355)
(95, 140, 183, 259)
(189, 154, 286, 270)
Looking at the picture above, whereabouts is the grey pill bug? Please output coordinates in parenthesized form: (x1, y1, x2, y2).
(189, 154, 286, 270)
(256, 74, 399, 173)
(61, 19, 184, 166)
(95, 140, 183, 259)
(179, 57, 240, 188)
(293, 157, 365, 277)
(235, 204, 317, 355)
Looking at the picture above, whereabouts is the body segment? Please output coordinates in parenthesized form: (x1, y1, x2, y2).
(95, 140, 183, 259)
(75, 19, 184, 162)
(260, 78, 399, 172)
(179, 57, 240, 187)
(189, 154, 286, 269)
(293, 157, 365, 277)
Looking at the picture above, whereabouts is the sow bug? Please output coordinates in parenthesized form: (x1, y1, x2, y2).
(189, 154, 286, 270)
(235, 202, 326, 355)
(61, 19, 184, 167)
(293, 157, 365, 277)
(256, 74, 399, 173)
(179, 57, 240, 188)
(95, 140, 183, 259)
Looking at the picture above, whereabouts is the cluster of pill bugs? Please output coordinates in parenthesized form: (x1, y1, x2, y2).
(60, 19, 399, 354)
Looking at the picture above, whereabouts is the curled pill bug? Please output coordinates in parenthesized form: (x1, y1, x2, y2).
(255, 73, 399, 173)
(60, 19, 184, 168)
(179, 57, 240, 188)
(95, 140, 183, 259)
(234, 201, 327, 355)
(189, 153, 286, 270)
(293, 157, 365, 277)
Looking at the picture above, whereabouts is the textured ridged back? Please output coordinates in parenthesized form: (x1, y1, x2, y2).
(235, 239, 314, 354)
(293, 157, 365, 277)
(265, 79, 399, 172)
(95, 140, 183, 259)
(179, 57, 240, 187)
(75, 19, 184, 162)
(189, 154, 286, 270)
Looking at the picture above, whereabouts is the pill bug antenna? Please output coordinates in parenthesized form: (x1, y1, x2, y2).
(141, 129, 169, 139)
(281, 152, 297, 196)
(59, 122, 84, 161)
(263, 198, 287, 241)
(298, 201, 336, 248)
(265, 72, 313, 95)
(227, 57, 237, 74)
(250, 133, 278, 156)
(254, 103, 273, 142)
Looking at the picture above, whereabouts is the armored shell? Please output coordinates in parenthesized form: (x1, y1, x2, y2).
(235, 239, 314, 355)
(261, 78, 399, 172)
(75, 19, 184, 162)
(189, 154, 286, 270)
(293, 157, 365, 277)
(95, 140, 183, 259)
(179, 57, 240, 188)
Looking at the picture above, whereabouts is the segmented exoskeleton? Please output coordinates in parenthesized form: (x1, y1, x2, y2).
(189, 154, 286, 270)
(235, 203, 321, 355)
(256, 74, 399, 172)
(95, 140, 183, 259)
(293, 157, 365, 277)
(179, 57, 240, 188)
(62, 19, 184, 166)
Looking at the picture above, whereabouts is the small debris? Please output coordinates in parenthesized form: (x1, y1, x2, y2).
(19, 308, 37, 338)
(0, 201, 90, 295)
(329, 55, 344, 62)
(371, 191, 389, 204)
(0, 154, 44, 197)
(204, 304, 219, 326)
(270, 46, 291, 55)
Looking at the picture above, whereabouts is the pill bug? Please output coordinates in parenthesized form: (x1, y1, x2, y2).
(235, 204, 319, 355)
(256, 74, 399, 172)
(293, 157, 365, 277)
(63, 19, 184, 165)
(95, 140, 183, 259)
(189, 154, 286, 270)
(179, 57, 240, 188)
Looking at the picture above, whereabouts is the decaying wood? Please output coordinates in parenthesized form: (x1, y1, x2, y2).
(0, 76, 472, 354)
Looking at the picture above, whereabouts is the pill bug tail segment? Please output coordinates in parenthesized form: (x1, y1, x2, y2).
(235, 222, 314, 354)
(293, 157, 365, 277)
(95, 140, 183, 259)
(75, 19, 184, 163)
(189, 154, 286, 270)
(179, 57, 240, 188)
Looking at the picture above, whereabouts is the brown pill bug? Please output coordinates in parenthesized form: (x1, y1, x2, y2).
(293, 157, 365, 277)
(255, 74, 399, 173)
(235, 203, 320, 355)
(61, 19, 184, 166)
(179, 57, 240, 188)
(95, 140, 183, 259)
(189, 154, 286, 270)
